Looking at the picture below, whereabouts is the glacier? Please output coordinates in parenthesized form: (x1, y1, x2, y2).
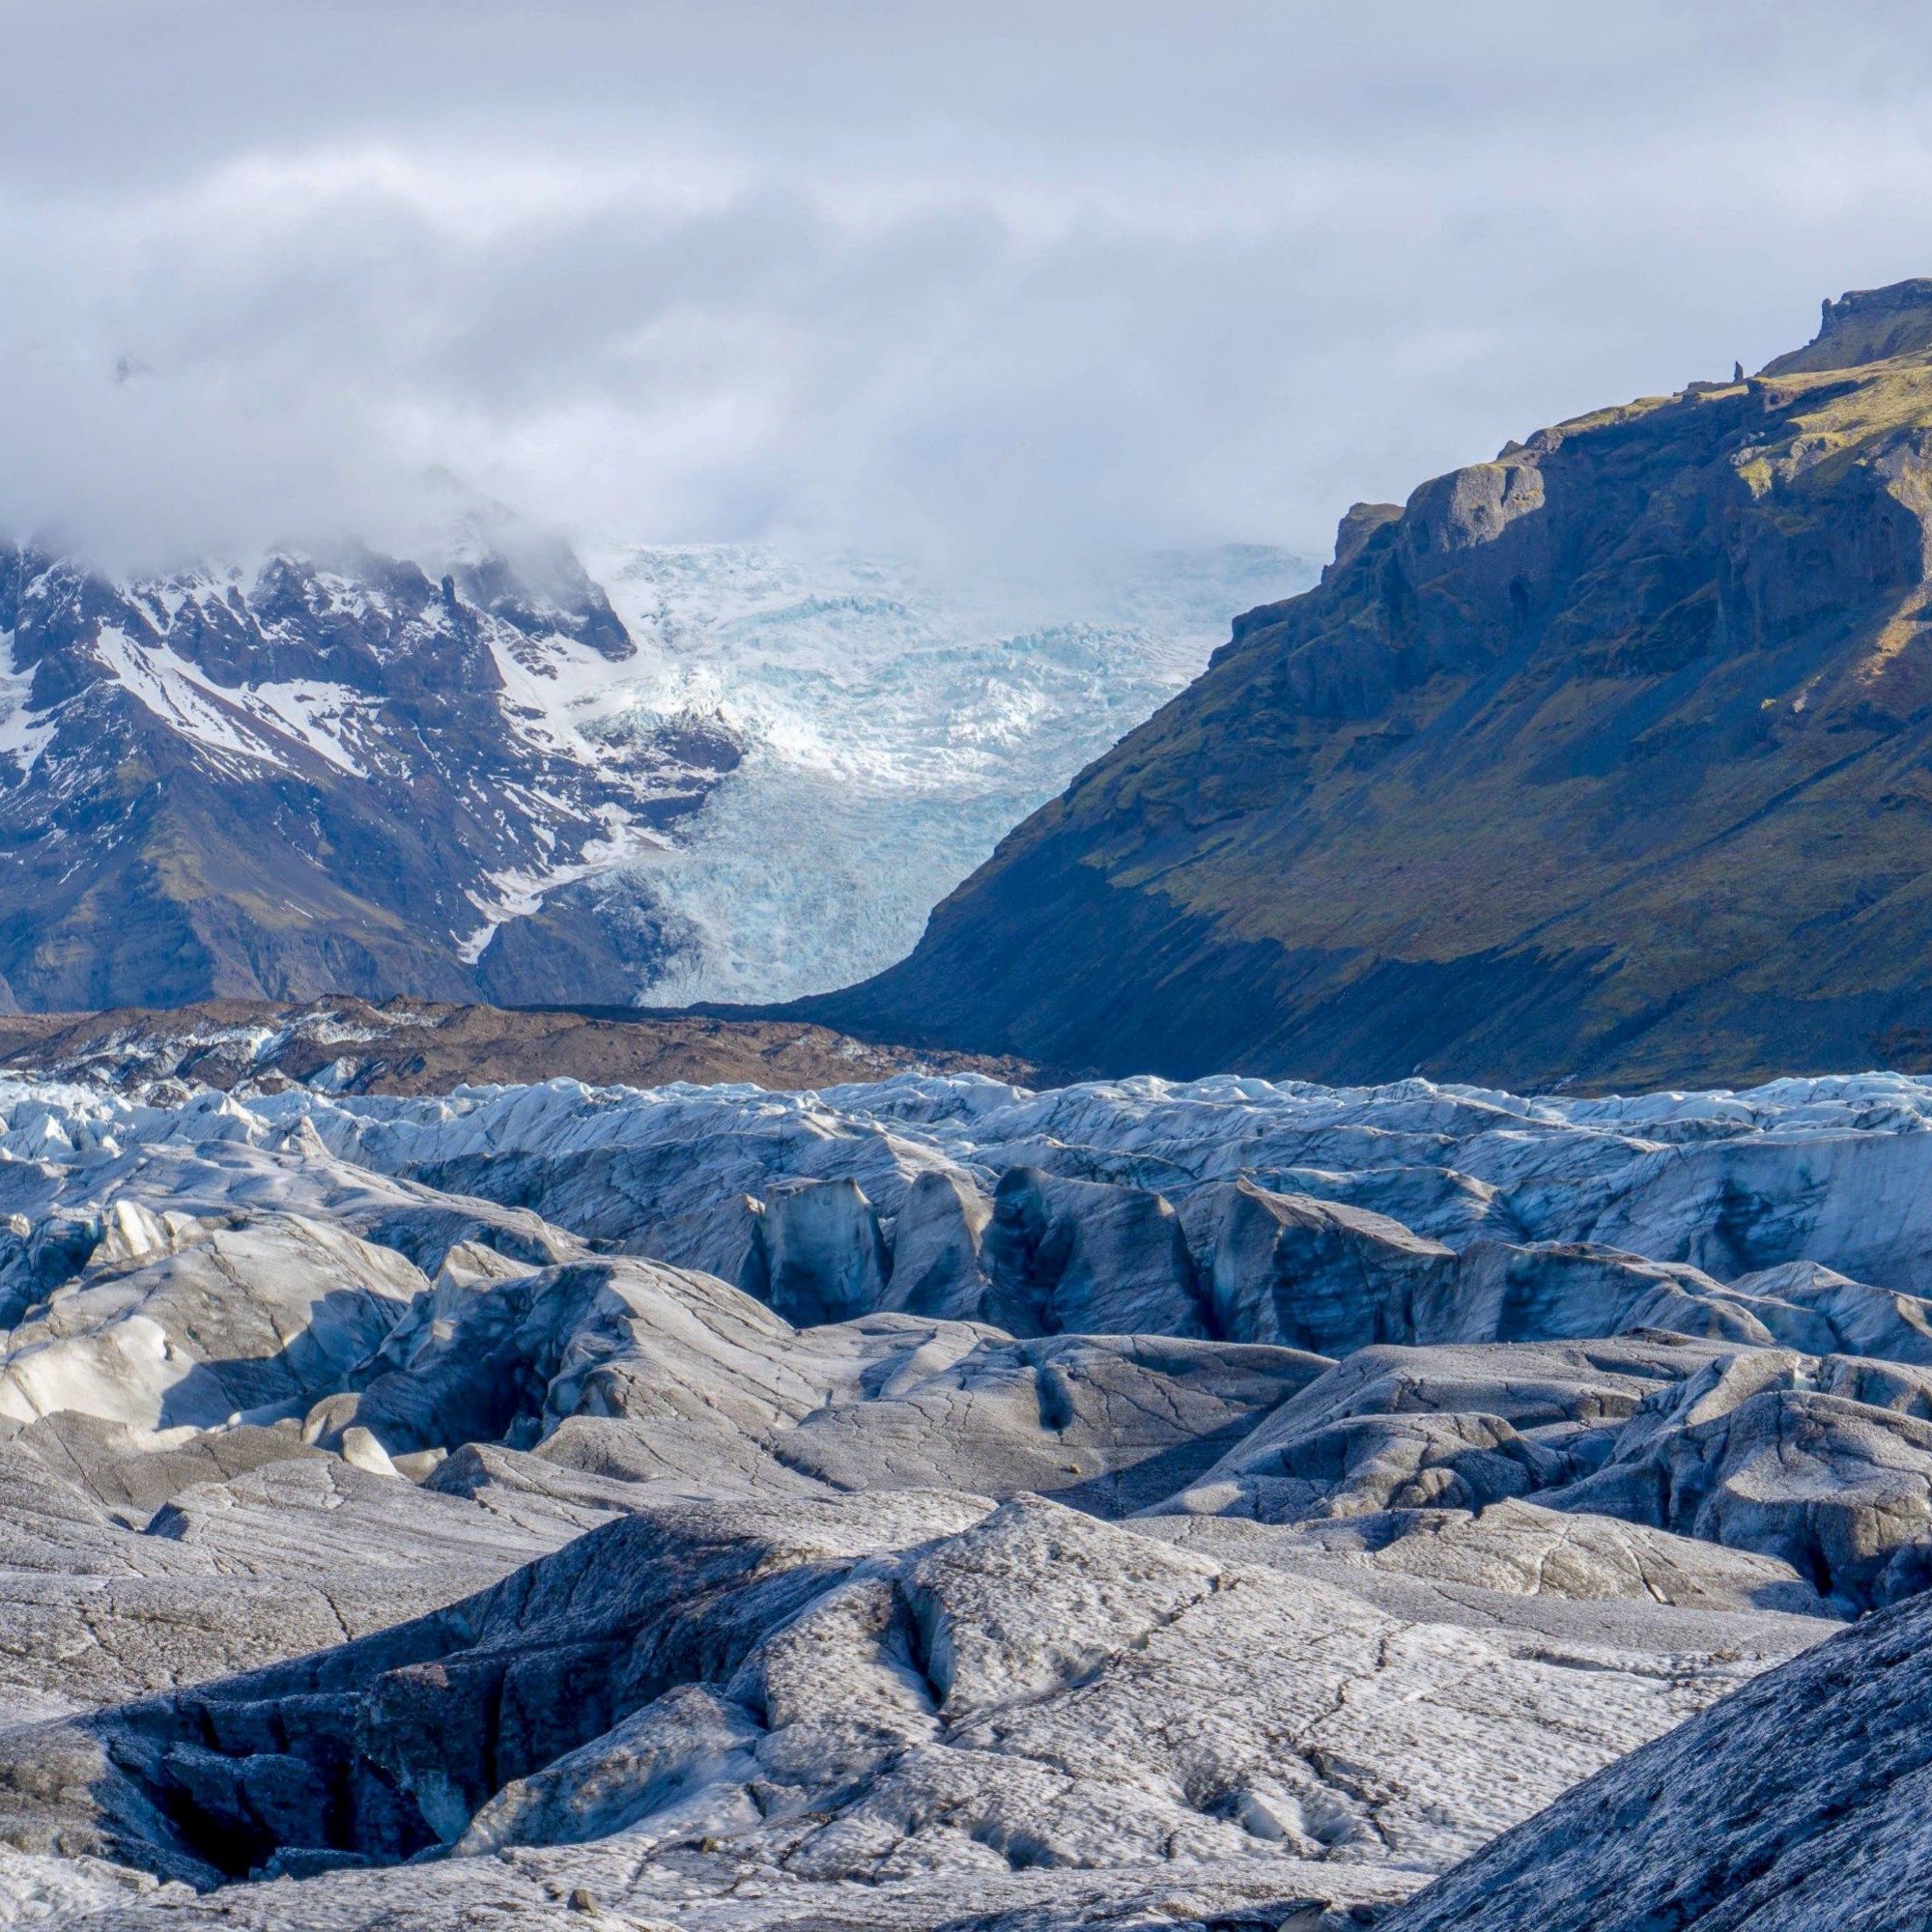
(3, 1061, 1932, 1923)
(588, 542, 1315, 1002)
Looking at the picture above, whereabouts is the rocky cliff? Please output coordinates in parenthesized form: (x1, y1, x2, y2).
(804, 280, 1932, 1090)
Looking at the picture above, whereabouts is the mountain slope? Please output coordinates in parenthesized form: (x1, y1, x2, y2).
(0, 543, 738, 1010)
(802, 281, 1932, 1090)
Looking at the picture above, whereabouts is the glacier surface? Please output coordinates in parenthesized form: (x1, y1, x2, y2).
(589, 542, 1314, 1001)
(3, 1062, 1930, 1927)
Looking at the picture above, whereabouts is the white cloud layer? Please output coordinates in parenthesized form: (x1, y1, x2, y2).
(8, 1, 1932, 575)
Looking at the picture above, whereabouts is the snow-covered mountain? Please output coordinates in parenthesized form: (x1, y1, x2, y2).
(0, 538, 740, 1010)
(0, 537, 1310, 1011)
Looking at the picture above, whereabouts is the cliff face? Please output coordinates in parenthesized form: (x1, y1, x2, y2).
(803, 282, 1932, 1090)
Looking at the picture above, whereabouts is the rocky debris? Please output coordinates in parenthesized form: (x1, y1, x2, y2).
(0, 998, 1039, 1101)
(797, 279, 1932, 1094)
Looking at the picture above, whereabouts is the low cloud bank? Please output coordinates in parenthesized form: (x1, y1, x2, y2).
(5, 2, 1932, 578)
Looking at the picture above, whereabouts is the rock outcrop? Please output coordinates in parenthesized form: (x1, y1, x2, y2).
(800, 279, 1932, 1092)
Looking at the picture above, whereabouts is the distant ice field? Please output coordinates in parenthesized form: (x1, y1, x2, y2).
(15, 1061, 1932, 1298)
(586, 542, 1313, 1003)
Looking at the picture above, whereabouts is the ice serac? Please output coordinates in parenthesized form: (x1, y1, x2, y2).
(12, 1064, 1932, 1923)
(800, 278, 1932, 1092)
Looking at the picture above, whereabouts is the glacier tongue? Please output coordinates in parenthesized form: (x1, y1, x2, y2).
(9, 1061, 1932, 1925)
(590, 541, 1314, 1002)
(0, 1057, 1895, 1930)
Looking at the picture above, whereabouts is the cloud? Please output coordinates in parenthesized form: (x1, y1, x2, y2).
(7, 2, 1932, 576)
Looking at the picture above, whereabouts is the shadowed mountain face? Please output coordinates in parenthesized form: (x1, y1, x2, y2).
(0, 543, 739, 1013)
(802, 281, 1932, 1091)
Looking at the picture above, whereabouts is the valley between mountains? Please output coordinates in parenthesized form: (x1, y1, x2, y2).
(0, 537, 1298, 1016)
(14, 284, 1932, 1932)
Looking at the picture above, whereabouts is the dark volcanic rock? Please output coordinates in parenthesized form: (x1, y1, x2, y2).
(799, 278, 1932, 1091)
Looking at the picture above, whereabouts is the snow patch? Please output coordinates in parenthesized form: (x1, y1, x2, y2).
(91, 625, 377, 778)
(456, 808, 672, 963)
(0, 633, 54, 774)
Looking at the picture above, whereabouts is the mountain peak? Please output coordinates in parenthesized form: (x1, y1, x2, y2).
(0, 539, 740, 1011)
(1759, 276, 1932, 376)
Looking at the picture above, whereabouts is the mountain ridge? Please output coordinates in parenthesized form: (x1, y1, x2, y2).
(796, 280, 1932, 1092)
(0, 540, 741, 1011)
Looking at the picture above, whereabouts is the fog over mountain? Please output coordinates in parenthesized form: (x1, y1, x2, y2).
(16, 12, 1932, 1932)
(10, 3, 1932, 579)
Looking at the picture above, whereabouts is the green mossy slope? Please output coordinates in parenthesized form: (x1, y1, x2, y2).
(804, 284, 1932, 1090)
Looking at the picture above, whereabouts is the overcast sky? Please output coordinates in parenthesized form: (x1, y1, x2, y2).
(10, 2, 1932, 578)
